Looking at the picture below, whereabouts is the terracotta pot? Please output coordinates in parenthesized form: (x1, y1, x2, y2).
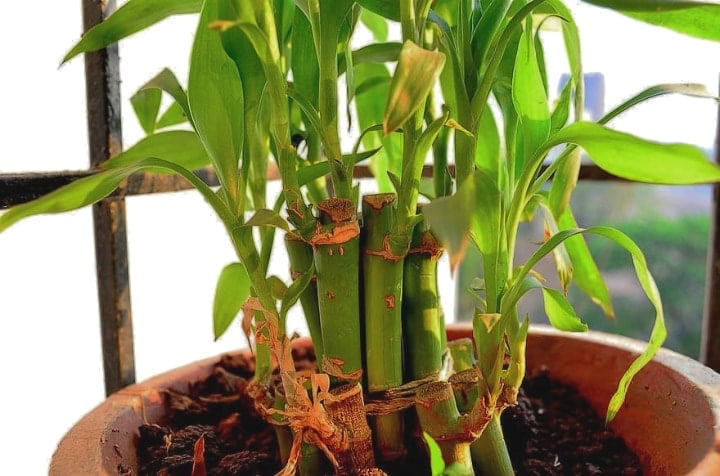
(50, 325, 720, 475)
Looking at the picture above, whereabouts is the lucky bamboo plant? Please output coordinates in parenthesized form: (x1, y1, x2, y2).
(2, 0, 720, 474)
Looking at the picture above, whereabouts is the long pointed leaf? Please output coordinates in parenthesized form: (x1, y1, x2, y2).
(102, 131, 210, 172)
(213, 262, 252, 339)
(188, 0, 244, 196)
(542, 287, 589, 331)
(546, 122, 720, 184)
(63, 0, 202, 63)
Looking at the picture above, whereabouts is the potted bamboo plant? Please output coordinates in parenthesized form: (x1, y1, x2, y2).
(3, 0, 720, 474)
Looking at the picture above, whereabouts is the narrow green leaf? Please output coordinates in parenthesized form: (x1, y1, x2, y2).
(131, 88, 162, 134)
(541, 206, 573, 293)
(188, 0, 244, 194)
(582, 1, 720, 41)
(546, 122, 720, 184)
(601, 83, 717, 125)
(356, 0, 401, 21)
(101, 131, 210, 172)
(156, 101, 190, 129)
(558, 207, 614, 318)
(505, 226, 667, 423)
(512, 19, 551, 163)
(422, 432, 446, 476)
(547, 148, 580, 218)
(241, 209, 290, 232)
(0, 157, 231, 233)
(63, 0, 202, 63)
(213, 262, 251, 340)
(360, 8, 389, 41)
(0, 168, 136, 232)
(542, 287, 588, 331)
(137, 68, 193, 128)
(383, 41, 446, 134)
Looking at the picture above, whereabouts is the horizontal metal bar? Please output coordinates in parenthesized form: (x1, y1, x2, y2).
(0, 163, 640, 210)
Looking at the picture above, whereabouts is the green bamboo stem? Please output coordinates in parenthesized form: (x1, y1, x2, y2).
(403, 214, 445, 381)
(361, 193, 406, 462)
(471, 414, 513, 476)
(415, 381, 474, 475)
(285, 233, 324, 361)
(312, 198, 363, 381)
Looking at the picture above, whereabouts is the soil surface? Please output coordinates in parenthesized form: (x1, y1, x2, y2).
(137, 351, 641, 475)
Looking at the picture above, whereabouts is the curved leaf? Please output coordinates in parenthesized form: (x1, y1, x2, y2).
(102, 131, 210, 172)
(506, 226, 666, 423)
(137, 68, 193, 128)
(131, 88, 162, 134)
(213, 262, 251, 339)
(63, 0, 202, 63)
(542, 287, 589, 331)
(356, 0, 401, 21)
(581, 0, 720, 40)
(546, 122, 720, 184)
(241, 209, 290, 232)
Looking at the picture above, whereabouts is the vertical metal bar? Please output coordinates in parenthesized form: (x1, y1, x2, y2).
(82, 0, 136, 394)
(701, 79, 720, 370)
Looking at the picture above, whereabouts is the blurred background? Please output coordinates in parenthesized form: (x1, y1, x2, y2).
(0, 1, 718, 473)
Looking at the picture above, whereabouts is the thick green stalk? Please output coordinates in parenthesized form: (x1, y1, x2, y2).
(403, 214, 444, 381)
(362, 194, 406, 462)
(285, 233, 324, 362)
(312, 198, 363, 381)
(471, 414, 513, 476)
(415, 381, 474, 475)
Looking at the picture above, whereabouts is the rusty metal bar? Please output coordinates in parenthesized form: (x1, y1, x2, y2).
(82, 0, 136, 395)
(701, 80, 720, 370)
(1, 162, 621, 209)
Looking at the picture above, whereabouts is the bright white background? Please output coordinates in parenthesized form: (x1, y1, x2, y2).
(0, 1, 718, 474)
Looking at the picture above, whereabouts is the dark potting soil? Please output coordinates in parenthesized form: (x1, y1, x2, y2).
(137, 351, 641, 475)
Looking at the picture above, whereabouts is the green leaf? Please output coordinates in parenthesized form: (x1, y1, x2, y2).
(582, 0, 720, 41)
(360, 8, 389, 41)
(422, 432, 446, 476)
(131, 88, 162, 134)
(213, 262, 251, 340)
(241, 209, 290, 232)
(101, 131, 210, 172)
(356, 0, 401, 21)
(63, 0, 202, 63)
(546, 122, 720, 184)
(0, 158, 231, 234)
(600, 83, 717, 125)
(384, 41, 446, 134)
(542, 287, 588, 332)
(156, 101, 190, 129)
(188, 0, 244, 195)
(558, 207, 614, 318)
(506, 226, 667, 423)
(512, 19, 551, 164)
(137, 68, 193, 128)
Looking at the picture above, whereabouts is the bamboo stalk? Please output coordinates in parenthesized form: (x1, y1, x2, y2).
(361, 193, 406, 462)
(415, 381, 474, 475)
(471, 414, 513, 476)
(403, 213, 445, 381)
(312, 198, 363, 381)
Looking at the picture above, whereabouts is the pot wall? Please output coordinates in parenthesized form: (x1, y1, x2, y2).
(50, 326, 720, 475)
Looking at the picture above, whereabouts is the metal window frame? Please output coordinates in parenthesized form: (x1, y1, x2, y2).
(0, 1, 718, 395)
